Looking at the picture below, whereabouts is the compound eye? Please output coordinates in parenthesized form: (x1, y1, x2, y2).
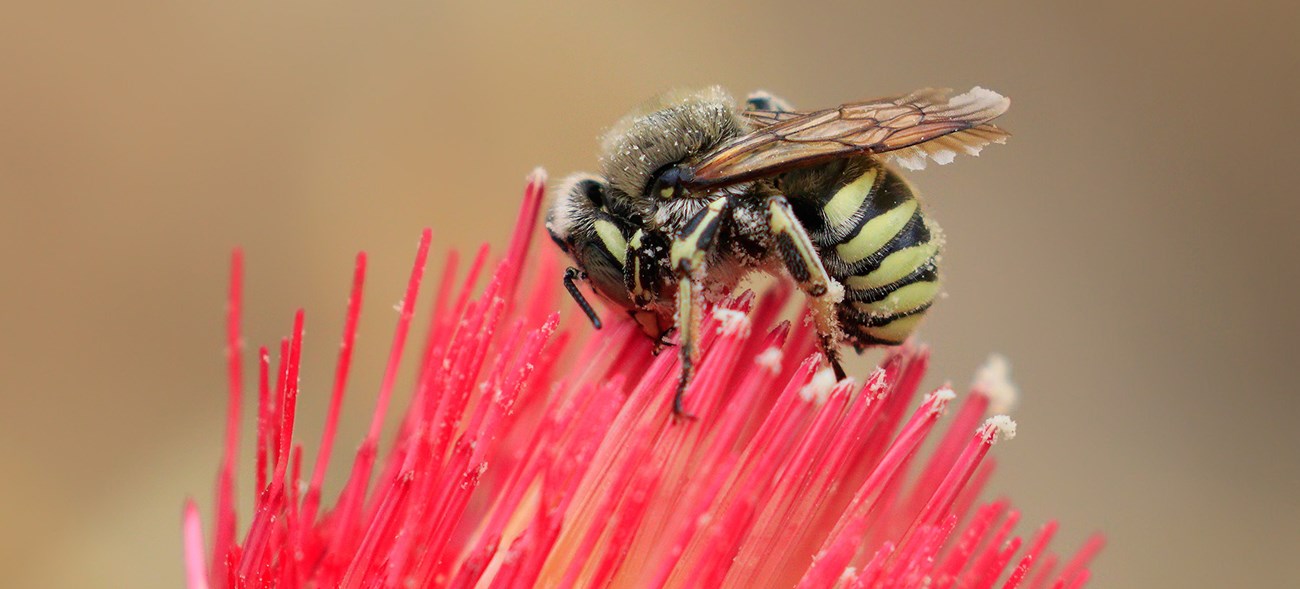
(649, 164, 688, 199)
(577, 179, 605, 207)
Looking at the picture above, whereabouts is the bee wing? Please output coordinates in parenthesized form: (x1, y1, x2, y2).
(686, 87, 1011, 188)
(740, 108, 808, 128)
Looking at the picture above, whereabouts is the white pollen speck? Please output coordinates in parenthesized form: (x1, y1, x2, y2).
(866, 367, 889, 398)
(799, 368, 838, 404)
(973, 354, 1018, 414)
(839, 567, 858, 582)
(712, 308, 751, 336)
(924, 386, 957, 415)
(982, 415, 1018, 443)
(824, 278, 845, 304)
(756, 347, 784, 373)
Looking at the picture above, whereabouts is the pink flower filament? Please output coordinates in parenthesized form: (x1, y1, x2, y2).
(186, 169, 1102, 588)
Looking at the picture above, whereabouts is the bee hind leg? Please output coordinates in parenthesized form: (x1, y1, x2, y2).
(668, 196, 735, 419)
(767, 195, 847, 381)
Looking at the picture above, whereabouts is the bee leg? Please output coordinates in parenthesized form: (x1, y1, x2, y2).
(624, 228, 669, 309)
(669, 196, 735, 419)
(628, 310, 675, 355)
(673, 274, 703, 419)
(767, 195, 847, 381)
(624, 229, 679, 353)
(656, 327, 677, 349)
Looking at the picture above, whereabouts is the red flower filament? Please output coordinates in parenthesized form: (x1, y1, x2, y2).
(184, 169, 1103, 588)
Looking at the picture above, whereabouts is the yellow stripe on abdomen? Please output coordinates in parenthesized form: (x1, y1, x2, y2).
(864, 313, 926, 344)
(822, 168, 878, 230)
(844, 242, 939, 290)
(835, 199, 917, 264)
(852, 281, 940, 317)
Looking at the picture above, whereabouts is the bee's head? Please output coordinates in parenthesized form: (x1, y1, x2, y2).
(599, 86, 750, 205)
(545, 173, 634, 308)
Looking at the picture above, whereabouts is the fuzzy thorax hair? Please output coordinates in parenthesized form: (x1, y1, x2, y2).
(598, 87, 751, 208)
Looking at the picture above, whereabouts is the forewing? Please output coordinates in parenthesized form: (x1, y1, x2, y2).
(686, 87, 1010, 188)
(740, 109, 807, 128)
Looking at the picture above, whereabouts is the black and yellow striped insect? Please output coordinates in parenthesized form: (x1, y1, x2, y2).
(545, 86, 1010, 416)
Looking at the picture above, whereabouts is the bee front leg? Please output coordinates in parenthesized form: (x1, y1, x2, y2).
(625, 228, 676, 315)
(767, 195, 847, 381)
(668, 196, 734, 418)
(624, 228, 677, 353)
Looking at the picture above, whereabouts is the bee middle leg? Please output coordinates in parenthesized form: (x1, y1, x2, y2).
(767, 195, 847, 381)
(668, 196, 734, 418)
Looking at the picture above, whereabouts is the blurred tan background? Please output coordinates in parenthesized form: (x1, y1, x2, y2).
(2, 1, 1297, 587)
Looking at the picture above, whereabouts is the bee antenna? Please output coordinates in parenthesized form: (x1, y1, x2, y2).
(563, 267, 603, 329)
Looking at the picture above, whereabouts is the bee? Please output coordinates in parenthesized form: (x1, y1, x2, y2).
(546, 86, 1010, 416)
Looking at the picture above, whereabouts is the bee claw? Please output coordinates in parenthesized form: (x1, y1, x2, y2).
(672, 373, 698, 422)
(831, 358, 847, 381)
(672, 389, 697, 422)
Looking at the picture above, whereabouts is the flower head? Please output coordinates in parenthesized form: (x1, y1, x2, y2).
(185, 169, 1102, 588)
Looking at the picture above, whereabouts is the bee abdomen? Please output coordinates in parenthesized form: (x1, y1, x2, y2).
(812, 163, 942, 347)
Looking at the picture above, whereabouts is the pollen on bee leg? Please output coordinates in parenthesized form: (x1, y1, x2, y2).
(824, 277, 845, 304)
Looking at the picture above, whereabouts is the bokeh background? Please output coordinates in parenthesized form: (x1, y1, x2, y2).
(2, 1, 1297, 587)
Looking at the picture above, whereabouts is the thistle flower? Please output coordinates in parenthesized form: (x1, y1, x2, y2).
(184, 169, 1102, 588)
